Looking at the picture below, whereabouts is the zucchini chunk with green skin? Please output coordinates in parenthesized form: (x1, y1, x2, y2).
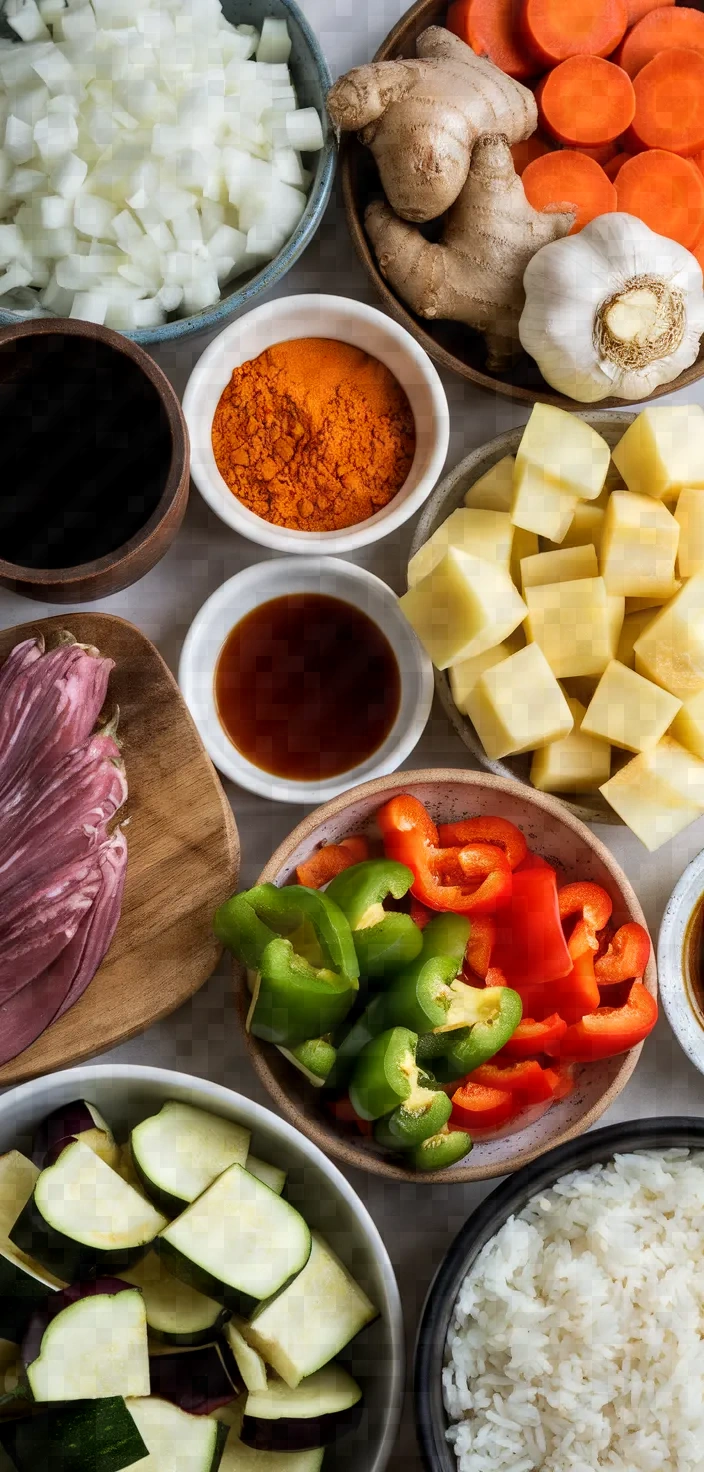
(10, 1140, 167, 1280)
(0, 1155, 39, 1238)
(149, 1342, 239, 1416)
(241, 1363, 362, 1452)
(0, 1240, 64, 1344)
(157, 1165, 311, 1315)
(130, 1103, 251, 1216)
(121, 1252, 227, 1347)
(224, 1321, 267, 1394)
(126, 1396, 228, 1471)
(0, 1396, 148, 1472)
(22, 1279, 149, 1402)
(243, 1156, 286, 1197)
(243, 1232, 377, 1389)
(218, 1417, 324, 1472)
(278, 1038, 336, 1088)
(374, 1087, 452, 1150)
(32, 1102, 120, 1171)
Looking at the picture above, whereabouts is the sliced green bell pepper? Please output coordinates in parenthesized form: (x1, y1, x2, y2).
(409, 1125, 473, 1171)
(349, 1026, 438, 1121)
(326, 859, 423, 979)
(279, 1036, 337, 1087)
(376, 912, 472, 1033)
(431, 985, 523, 1076)
(215, 883, 360, 980)
(374, 1086, 452, 1150)
(248, 939, 358, 1047)
(213, 892, 276, 970)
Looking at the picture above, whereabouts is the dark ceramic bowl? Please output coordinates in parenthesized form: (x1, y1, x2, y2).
(415, 1117, 704, 1472)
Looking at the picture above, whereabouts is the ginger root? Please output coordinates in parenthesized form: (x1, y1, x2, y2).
(365, 133, 575, 371)
(327, 27, 537, 223)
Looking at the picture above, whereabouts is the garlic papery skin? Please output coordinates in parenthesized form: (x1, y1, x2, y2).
(519, 212, 704, 403)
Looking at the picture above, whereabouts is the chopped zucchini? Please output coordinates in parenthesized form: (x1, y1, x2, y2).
(131, 1103, 251, 1216)
(24, 1284, 149, 1402)
(126, 1396, 228, 1471)
(121, 1251, 227, 1347)
(224, 1321, 267, 1394)
(241, 1363, 362, 1452)
(0, 1156, 38, 1238)
(0, 1241, 64, 1344)
(244, 1157, 286, 1198)
(0, 1397, 148, 1471)
(32, 1102, 120, 1171)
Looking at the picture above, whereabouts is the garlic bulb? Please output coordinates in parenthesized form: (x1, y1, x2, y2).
(519, 213, 704, 402)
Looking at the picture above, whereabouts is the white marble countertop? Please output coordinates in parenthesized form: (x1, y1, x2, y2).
(3, 3, 704, 1464)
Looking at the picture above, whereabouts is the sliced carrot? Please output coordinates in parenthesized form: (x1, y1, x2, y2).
(537, 55, 635, 147)
(295, 843, 357, 888)
(521, 0, 628, 66)
(338, 835, 369, 863)
(631, 48, 704, 156)
(578, 142, 618, 166)
(447, 0, 535, 79)
(616, 149, 704, 248)
(522, 150, 617, 233)
(617, 5, 704, 78)
(626, 0, 674, 24)
(511, 133, 553, 175)
(604, 149, 632, 180)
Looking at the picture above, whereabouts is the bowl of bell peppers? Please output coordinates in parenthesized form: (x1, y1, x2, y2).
(216, 769, 658, 1183)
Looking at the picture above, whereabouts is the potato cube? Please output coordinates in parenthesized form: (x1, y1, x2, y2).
(627, 586, 681, 614)
(398, 548, 527, 671)
(600, 491, 679, 599)
(616, 609, 657, 669)
(671, 690, 704, 761)
(463, 455, 515, 512)
(525, 577, 624, 678)
(510, 526, 538, 590)
(516, 404, 610, 500)
(449, 642, 512, 713)
(600, 735, 704, 850)
(675, 486, 704, 577)
(530, 696, 611, 793)
(633, 573, 704, 700)
(582, 660, 681, 752)
(407, 509, 512, 587)
(611, 405, 704, 501)
(511, 461, 577, 543)
(563, 675, 600, 707)
(520, 543, 598, 591)
(465, 643, 573, 760)
(560, 502, 606, 556)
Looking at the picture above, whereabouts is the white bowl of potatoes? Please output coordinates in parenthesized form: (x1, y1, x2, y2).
(405, 404, 704, 852)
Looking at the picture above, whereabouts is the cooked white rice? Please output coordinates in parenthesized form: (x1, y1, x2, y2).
(443, 1150, 704, 1472)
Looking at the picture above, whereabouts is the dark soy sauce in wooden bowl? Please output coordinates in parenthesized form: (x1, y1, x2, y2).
(0, 333, 172, 569)
(684, 896, 704, 1029)
(215, 593, 401, 782)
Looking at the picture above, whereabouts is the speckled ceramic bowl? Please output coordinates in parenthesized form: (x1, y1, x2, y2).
(233, 768, 658, 1184)
(0, 0, 335, 346)
(658, 849, 704, 1076)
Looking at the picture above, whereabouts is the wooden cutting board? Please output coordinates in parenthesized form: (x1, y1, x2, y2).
(0, 613, 239, 1084)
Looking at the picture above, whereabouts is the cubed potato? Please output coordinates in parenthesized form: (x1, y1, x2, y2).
(675, 486, 704, 578)
(600, 734, 704, 850)
(511, 461, 577, 543)
(520, 543, 598, 592)
(407, 509, 512, 587)
(626, 586, 681, 614)
(449, 642, 512, 713)
(633, 573, 704, 700)
(465, 642, 573, 760)
(525, 577, 624, 678)
(530, 696, 611, 793)
(561, 502, 606, 556)
(463, 454, 515, 512)
(504, 625, 526, 654)
(510, 526, 538, 590)
(611, 405, 704, 501)
(581, 659, 681, 752)
(671, 689, 704, 761)
(563, 675, 600, 707)
(398, 547, 527, 671)
(616, 608, 657, 669)
(516, 404, 610, 500)
(600, 491, 679, 598)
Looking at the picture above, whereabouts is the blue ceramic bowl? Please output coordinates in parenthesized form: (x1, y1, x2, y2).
(0, 0, 335, 346)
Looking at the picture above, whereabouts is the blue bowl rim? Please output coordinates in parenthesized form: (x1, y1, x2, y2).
(414, 1115, 704, 1472)
(0, 0, 336, 346)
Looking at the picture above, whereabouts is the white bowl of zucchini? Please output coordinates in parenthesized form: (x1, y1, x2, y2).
(0, 1063, 403, 1472)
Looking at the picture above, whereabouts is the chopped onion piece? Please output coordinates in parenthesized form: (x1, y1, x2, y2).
(50, 152, 87, 198)
(34, 109, 78, 160)
(4, 115, 34, 164)
(285, 107, 324, 153)
(40, 193, 71, 228)
(0, 261, 33, 293)
(69, 286, 107, 322)
(5, 0, 51, 44)
(74, 193, 117, 239)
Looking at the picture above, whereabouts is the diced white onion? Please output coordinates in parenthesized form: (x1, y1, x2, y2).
(285, 107, 324, 153)
(5, 0, 51, 44)
(69, 286, 107, 321)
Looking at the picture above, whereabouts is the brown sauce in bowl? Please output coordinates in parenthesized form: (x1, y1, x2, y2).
(684, 895, 704, 1030)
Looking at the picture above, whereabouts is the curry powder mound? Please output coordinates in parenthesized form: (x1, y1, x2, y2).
(210, 336, 416, 532)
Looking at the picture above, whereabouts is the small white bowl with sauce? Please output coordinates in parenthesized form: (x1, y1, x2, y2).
(658, 848, 704, 1075)
(182, 293, 450, 555)
(179, 556, 434, 804)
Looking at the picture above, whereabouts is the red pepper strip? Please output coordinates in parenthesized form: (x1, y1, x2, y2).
(558, 882, 613, 959)
(515, 851, 554, 873)
(377, 794, 513, 915)
(451, 1081, 517, 1132)
(339, 835, 369, 863)
(594, 922, 651, 985)
(325, 1095, 373, 1137)
(409, 896, 433, 930)
(545, 982, 658, 1062)
(456, 845, 512, 915)
(471, 1060, 556, 1104)
(437, 817, 527, 871)
(553, 950, 601, 1025)
(549, 1062, 575, 1100)
(492, 868, 573, 987)
(464, 917, 496, 981)
(486, 965, 509, 987)
(295, 844, 356, 889)
(499, 1013, 568, 1061)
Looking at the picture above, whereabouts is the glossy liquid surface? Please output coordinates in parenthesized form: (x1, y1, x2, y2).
(215, 593, 401, 782)
(684, 896, 704, 1030)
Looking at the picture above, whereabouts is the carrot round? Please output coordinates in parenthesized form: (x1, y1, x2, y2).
(626, 0, 674, 23)
(617, 6, 704, 78)
(447, 0, 535, 80)
(604, 150, 633, 180)
(522, 150, 618, 233)
(511, 133, 553, 174)
(615, 149, 704, 247)
(538, 56, 635, 148)
(521, 0, 628, 66)
(578, 142, 618, 166)
(631, 48, 704, 156)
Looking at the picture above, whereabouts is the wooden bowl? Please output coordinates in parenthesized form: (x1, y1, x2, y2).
(408, 410, 633, 825)
(0, 319, 189, 603)
(234, 768, 657, 1184)
(339, 0, 704, 408)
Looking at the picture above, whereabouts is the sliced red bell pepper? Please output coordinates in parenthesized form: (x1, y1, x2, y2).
(547, 1062, 575, 1100)
(464, 916, 496, 981)
(545, 982, 658, 1061)
(594, 922, 651, 985)
(559, 882, 613, 959)
(409, 896, 433, 930)
(515, 850, 554, 873)
(437, 817, 527, 871)
(325, 1095, 373, 1136)
(470, 1059, 556, 1103)
(450, 1080, 517, 1132)
(296, 836, 368, 889)
(499, 1013, 568, 1060)
(492, 867, 572, 987)
(377, 794, 512, 916)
